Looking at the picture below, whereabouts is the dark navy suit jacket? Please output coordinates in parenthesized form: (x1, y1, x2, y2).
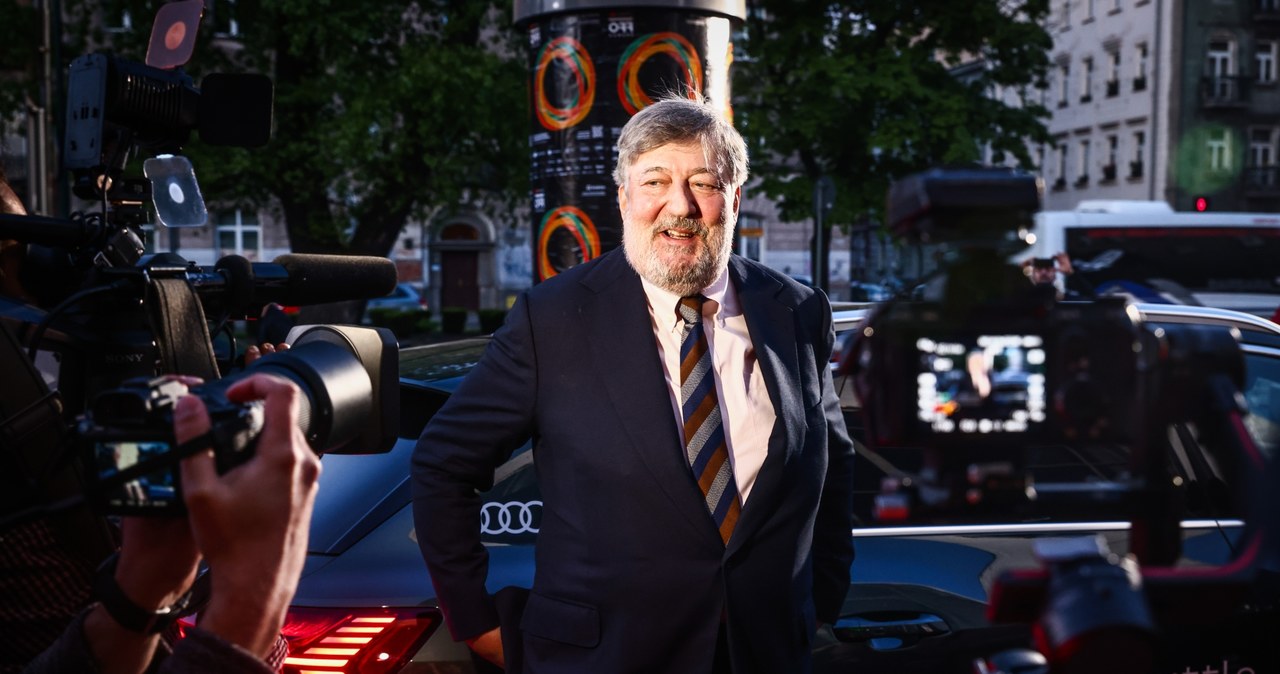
(411, 250, 856, 674)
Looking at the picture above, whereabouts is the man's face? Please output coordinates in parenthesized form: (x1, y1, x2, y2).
(618, 141, 739, 296)
(1031, 265, 1057, 285)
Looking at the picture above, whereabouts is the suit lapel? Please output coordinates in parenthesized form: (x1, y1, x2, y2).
(726, 257, 803, 555)
(580, 252, 715, 539)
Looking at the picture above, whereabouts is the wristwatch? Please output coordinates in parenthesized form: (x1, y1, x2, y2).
(93, 551, 194, 634)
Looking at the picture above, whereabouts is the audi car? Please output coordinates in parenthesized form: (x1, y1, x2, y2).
(280, 302, 1280, 674)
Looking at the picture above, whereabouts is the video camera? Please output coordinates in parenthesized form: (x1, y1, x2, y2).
(851, 167, 1146, 452)
(0, 1, 400, 523)
(844, 167, 1276, 673)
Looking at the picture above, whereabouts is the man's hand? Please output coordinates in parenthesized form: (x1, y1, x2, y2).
(244, 341, 289, 365)
(176, 373, 321, 659)
(466, 626, 505, 669)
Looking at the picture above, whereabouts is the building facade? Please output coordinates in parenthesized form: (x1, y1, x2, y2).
(1042, 0, 1172, 210)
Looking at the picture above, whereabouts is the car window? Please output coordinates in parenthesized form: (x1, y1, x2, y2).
(1244, 349, 1280, 459)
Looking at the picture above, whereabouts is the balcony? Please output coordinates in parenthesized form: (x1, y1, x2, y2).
(1102, 163, 1117, 182)
(1257, 0, 1280, 21)
(1133, 76, 1147, 92)
(1080, 93, 1093, 104)
(1052, 177, 1067, 191)
(1245, 165, 1280, 195)
(1074, 174, 1089, 188)
(1200, 75, 1252, 108)
(1106, 79, 1120, 98)
(1129, 160, 1144, 179)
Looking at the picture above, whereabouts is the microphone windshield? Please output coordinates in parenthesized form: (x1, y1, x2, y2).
(268, 254, 398, 306)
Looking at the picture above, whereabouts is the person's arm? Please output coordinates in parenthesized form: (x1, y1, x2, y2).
(77, 518, 201, 674)
(809, 296, 857, 627)
(410, 292, 539, 668)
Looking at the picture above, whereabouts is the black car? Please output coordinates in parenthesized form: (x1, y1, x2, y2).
(279, 303, 1280, 674)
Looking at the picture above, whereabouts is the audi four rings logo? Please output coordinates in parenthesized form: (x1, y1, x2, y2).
(481, 500, 542, 535)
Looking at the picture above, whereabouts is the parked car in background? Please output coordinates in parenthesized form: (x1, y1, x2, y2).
(281, 303, 1280, 673)
(361, 282, 428, 324)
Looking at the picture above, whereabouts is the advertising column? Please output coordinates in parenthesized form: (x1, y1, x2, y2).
(514, 0, 746, 283)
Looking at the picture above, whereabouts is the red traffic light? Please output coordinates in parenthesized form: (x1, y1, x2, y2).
(1194, 196, 1209, 212)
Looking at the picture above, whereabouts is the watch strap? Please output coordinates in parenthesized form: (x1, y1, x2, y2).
(93, 551, 193, 634)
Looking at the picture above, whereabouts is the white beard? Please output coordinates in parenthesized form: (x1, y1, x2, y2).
(623, 214, 733, 296)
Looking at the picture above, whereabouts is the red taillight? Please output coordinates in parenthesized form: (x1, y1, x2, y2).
(280, 607, 440, 674)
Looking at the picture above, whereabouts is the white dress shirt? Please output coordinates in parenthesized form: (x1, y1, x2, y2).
(640, 271, 777, 503)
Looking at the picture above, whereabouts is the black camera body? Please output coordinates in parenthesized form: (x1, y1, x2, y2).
(74, 324, 398, 516)
(80, 377, 264, 514)
(857, 296, 1143, 450)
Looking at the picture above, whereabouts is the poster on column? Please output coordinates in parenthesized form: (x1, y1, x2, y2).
(525, 9, 735, 282)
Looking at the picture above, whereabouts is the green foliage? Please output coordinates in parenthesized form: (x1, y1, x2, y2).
(477, 307, 507, 333)
(187, 0, 530, 256)
(0, 3, 40, 113)
(439, 306, 468, 333)
(736, 0, 1053, 227)
(367, 306, 432, 339)
(3, 1, 529, 259)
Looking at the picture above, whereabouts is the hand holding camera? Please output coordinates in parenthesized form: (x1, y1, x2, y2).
(175, 372, 321, 658)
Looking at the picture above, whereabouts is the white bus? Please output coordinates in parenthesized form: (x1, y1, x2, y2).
(1022, 200, 1280, 317)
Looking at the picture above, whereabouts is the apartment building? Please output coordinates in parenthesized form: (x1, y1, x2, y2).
(1042, 0, 1170, 210)
(1042, 0, 1280, 213)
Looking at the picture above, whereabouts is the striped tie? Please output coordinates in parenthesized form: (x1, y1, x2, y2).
(678, 295, 740, 545)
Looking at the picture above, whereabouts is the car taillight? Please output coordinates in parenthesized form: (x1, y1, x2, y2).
(280, 607, 441, 674)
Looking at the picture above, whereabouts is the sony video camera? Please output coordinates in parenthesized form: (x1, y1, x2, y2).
(0, 1, 401, 525)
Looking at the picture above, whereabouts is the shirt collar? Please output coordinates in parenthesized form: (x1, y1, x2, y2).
(639, 267, 735, 330)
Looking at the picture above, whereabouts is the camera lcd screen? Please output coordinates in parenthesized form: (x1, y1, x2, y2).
(915, 334, 1047, 436)
(93, 440, 179, 510)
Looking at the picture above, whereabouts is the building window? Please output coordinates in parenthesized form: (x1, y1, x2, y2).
(1134, 42, 1149, 91)
(1106, 49, 1121, 97)
(1249, 127, 1277, 187)
(1257, 40, 1277, 84)
(212, 0, 239, 37)
(1103, 134, 1119, 181)
(1207, 129, 1232, 173)
(1207, 40, 1236, 99)
(1061, 0, 1071, 28)
(1054, 142, 1069, 190)
(1130, 130, 1146, 178)
(737, 213, 763, 261)
(215, 209, 263, 260)
(1080, 57, 1094, 103)
(104, 1, 132, 32)
(1085, 0, 1095, 21)
(1057, 62, 1070, 107)
(1076, 139, 1091, 186)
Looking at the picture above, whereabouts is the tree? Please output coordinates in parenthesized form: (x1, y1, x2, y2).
(2, 1, 530, 260)
(735, 0, 1053, 281)
(188, 0, 530, 257)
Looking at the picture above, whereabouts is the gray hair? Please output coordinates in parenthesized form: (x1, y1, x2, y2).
(612, 94, 749, 191)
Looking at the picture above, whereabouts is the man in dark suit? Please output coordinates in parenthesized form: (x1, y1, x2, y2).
(411, 94, 856, 674)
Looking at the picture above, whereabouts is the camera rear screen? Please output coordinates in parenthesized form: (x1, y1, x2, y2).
(915, 334, 1047, 436)
(93, 440, 179, 510)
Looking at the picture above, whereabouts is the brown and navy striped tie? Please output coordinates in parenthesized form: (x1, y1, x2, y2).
(678, 295, 740, 544)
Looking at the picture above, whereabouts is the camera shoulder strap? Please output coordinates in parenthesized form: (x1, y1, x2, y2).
(146, 277, 219, 380)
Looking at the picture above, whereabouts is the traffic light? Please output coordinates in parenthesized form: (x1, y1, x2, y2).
(1194, 196, 1209, 212)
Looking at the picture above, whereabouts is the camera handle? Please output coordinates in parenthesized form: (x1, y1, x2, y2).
(145, 276, 218, 381)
